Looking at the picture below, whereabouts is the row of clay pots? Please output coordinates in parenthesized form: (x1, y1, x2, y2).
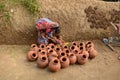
(26, 41, 97, 72)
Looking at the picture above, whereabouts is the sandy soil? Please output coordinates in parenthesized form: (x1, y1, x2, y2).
(0, 40, 120, 80)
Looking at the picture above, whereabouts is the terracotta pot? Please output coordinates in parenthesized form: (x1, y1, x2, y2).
(64, 49, 70, 55)
(48, 49, 58, 57)
(38, 50, 47, 58)
(70, 45, 78, 51)
(38, 48, 42, 53)
(37, 55, 48, 68)
(79, 42, 85, 47)
(86, 41, 94, 48)
(88, 47, 97, 59)
(68, 52, 77, 65)
(71, 46, 79, 56)
(58, 51, 67, 58)
(77, 51, 89, 65)
(39, 44, 46, 50)
(30, 44, 38, 52)
(60, 56, 70, 68)
(71, 42, 77, 46)
(48, 43, 56, 50)
(62, 45, 69, 50)
(79, 46, 85, 54)
(55, 46, 61, 54)
(48, 57, 61, 72)
(26, 51, 38, 61)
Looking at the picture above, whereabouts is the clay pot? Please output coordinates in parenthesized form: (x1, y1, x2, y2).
(88, 47, 97, 59)
(71, 42, 77, 46)
(48, 49, 58, 57)
(30, 44, 38, 52)
(26, 51, 38, 61)
(70, 45, 78, 51)
(38, 50, 47, 57)
(46, 46, 51, 51)
(60, 56, 70, 68)
(39, 44, 46, 50)
(62, 45, 69, 50)
(77, 51, 89, 65)
(68, 52, 77, 65)
(86, 41, 94, 48)
(64, 49, 70, 55)
(79, 42, 85, 47)
(48, 57, 61, 72)
(58, 51, 67, 58)
(37, 55, 48, 68)
(79, 46, 85, 54)
(48, 43, 56, 50)
(38, 48, 42, 53)
(55, 46, 61, 54)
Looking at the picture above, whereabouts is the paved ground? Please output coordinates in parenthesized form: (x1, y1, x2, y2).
(0, 40, 120, 80)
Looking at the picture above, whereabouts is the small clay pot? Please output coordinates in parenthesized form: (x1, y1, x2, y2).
(86, 41, 94, 48)
(48, 43, 56, 50)
(70, 45, 75, 51)
(88, 47, 97, 59)
(26, 51, 38, 61)
(60, 56, 70, 68)
(39, 44, 46, 50)
(37, 55, 48, 68)
(70, 45, 78, 51)
(30, 44, 38, 52)
(68, 52, 77, 65)
(62, 45, 69, 50)
(77, 51, 89, 65)
(38, 50, 47, 58)
(48, 49, 58, 57)
(71, 42, 77, 46)
(38, 48, 42, 53)
(58, 51, 67, 58)
(79, 46, 85, 54)
(64, 49, 70, 55)
(48, 57, 61, 72)
(79, 42, 85, 47)
(55, 46, 61, 54)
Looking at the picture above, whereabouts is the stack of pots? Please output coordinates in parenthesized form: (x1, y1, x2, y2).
(26, 41, 97, 72)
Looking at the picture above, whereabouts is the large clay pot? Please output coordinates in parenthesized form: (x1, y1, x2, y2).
(88, 47, 97, 59)
(68, 52, 77, 65)
(37, 55, 48, 68)
(60, 56, 70, 68)
(39, 44, 46, 50)
(26, 51, 38, 61)
(30, 44, 38, 52)
(48, 57, 61, 72)
(77, 51, 89, 65)
(48, 49, 58, 57)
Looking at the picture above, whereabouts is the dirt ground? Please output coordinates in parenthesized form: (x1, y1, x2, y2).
(0, 40, 120, 80)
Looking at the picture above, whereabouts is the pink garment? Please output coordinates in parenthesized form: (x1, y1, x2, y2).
(116, 24, 120, 34)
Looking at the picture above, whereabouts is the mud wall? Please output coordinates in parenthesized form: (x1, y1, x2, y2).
(0, 0, 119, 44)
